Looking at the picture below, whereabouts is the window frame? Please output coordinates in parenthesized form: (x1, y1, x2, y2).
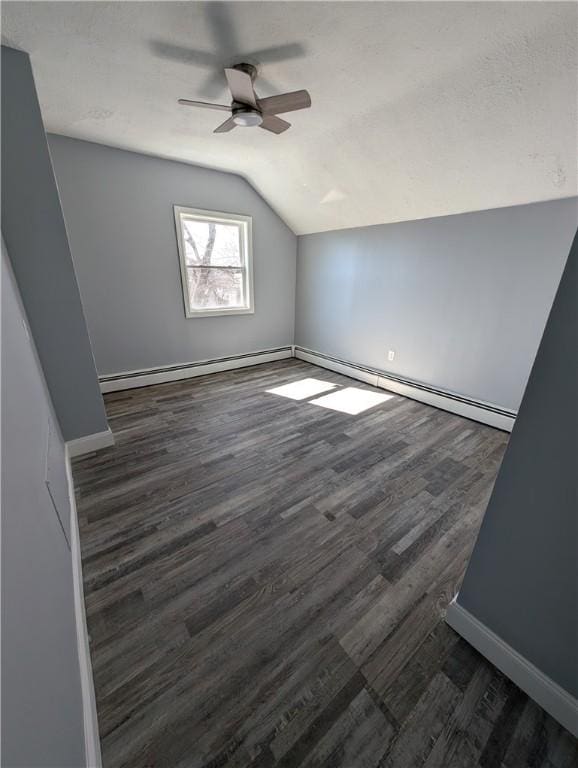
(173, 205, 254, 318)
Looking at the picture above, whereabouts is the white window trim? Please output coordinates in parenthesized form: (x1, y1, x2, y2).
(174, 205, 254, 318)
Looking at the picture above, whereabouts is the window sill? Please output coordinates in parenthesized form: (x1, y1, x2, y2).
(184, 307, 255, 319)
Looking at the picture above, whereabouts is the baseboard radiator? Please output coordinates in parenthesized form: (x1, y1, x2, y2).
(294, 345, 516, 432)
(99, 346, 293, 393)
(99, 343, 515, 430)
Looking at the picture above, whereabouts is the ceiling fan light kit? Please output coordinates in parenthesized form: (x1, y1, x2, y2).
(232, 108, 263, 127)
(178, 63, 311, 135)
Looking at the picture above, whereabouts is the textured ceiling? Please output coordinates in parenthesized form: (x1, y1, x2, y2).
(2, 1, 577, 234)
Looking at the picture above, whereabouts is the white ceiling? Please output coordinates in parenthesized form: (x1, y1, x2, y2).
(2, 1, 577, 234)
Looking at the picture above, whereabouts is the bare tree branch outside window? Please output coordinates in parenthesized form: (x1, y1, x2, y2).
(179, 215, 247, 312)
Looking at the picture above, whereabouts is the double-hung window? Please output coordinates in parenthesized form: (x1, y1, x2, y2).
(174, 206, 254, 318)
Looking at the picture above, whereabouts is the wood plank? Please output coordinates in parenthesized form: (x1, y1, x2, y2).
(70, 359, 572, 768)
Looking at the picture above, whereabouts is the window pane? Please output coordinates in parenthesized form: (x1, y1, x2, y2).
(181, 218, 242, 268)
(187, 267, 245, 310)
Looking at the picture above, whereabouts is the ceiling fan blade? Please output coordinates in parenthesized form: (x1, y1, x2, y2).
(206, 3, 239, 56)
(258, 90, 311, 115)
(151, 41, 216, 69)
(198, 70, 230, 99)
(178, 99, 231, 112)
(247, 42, 306, 64)
(225, 67, 257, 107)
(214, 116, 237, 133)
(260, 115, 291, 134)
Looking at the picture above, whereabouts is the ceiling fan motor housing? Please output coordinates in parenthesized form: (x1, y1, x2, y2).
(232, 62, 258, 80)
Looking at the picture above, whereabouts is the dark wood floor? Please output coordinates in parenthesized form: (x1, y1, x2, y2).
(73, 360, 577, 768)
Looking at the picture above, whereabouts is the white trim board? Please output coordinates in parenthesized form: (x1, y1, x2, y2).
(294, 346, 516, 432)
(173, 206, 254, 319)
(99, 347, 293, 393)
(65, 446, 102, 767)
(67, 428, 115, 458)
(446, 598, 578, 738)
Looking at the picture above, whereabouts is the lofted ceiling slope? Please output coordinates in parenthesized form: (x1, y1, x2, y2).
(2, 1, 577, 235)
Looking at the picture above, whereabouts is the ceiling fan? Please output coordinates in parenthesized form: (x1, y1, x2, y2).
(178, 63, 311, 134)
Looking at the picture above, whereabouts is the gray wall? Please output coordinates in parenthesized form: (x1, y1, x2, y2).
(1, 46, 107, 441)
(296, 198, 577, 411)
(1, 239, 86, 767)
(457, 229, 577, 697)
(48, 134, 297, 377)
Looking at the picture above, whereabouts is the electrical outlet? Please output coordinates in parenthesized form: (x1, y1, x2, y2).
(388, 349, 395, 362)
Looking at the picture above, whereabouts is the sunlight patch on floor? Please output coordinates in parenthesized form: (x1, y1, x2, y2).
(266, 378, 337, 400)
(309, 386, 393, 415)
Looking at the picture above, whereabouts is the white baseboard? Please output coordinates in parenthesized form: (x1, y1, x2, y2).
(294, 346, 515, 432)
(67, 428, 115, 458)
(99, 346, 293, 393)
(65, 446, 102, 767)
(446, 598, 578, 737)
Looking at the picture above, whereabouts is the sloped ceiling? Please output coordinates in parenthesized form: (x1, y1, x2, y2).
(2, 1, 577, 234)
